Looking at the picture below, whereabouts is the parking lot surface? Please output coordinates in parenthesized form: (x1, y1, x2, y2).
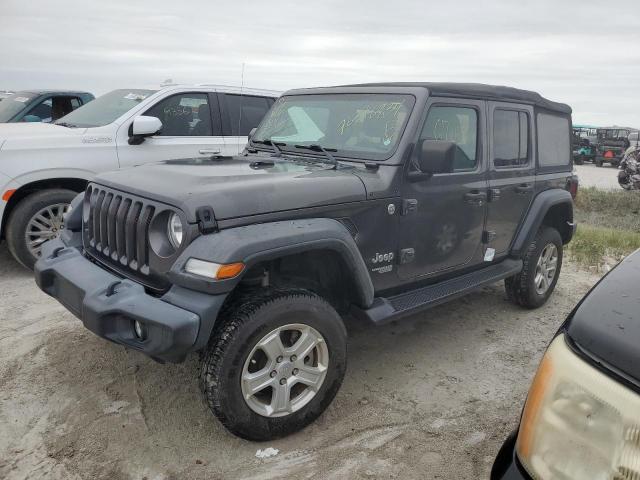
(0, 246, 599, 479)
(575, 163, 621, 190)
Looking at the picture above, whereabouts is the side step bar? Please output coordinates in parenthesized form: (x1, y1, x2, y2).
(352, 259, 523, 325)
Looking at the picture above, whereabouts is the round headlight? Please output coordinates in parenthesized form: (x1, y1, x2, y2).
(167, 213, 183, 249)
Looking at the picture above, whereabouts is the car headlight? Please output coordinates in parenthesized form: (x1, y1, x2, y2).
(167, 212, 183, 249)
(516, 335, 640, 480)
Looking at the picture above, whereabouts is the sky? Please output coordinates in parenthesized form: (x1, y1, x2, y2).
(1, 0, 639, 127)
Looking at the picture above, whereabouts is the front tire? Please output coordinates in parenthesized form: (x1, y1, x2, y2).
(6, 189, 76, 269)
(505, 227, 563, 309)
(200, 289, 347, 441)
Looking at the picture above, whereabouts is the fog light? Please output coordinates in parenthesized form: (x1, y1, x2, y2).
(134, 320, 146, 340)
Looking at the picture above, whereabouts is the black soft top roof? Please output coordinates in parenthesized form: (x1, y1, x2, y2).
(297, 82, 571, 114)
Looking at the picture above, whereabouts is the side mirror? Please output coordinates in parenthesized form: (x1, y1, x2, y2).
(128, 116, 162, 145)
(417, 140, 456, 175)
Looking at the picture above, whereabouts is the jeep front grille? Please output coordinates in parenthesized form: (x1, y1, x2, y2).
(83, 185, 155, 276)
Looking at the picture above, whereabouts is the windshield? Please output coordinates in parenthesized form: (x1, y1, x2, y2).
(55, 89, 155, 127)
(0, 92, 37, 122)
(252, 94, 415, 161)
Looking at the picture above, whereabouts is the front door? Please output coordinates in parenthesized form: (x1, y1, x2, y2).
(116, 91, 232, 168)
(485, 102, 535, 258)
(399, 98, 488, 280)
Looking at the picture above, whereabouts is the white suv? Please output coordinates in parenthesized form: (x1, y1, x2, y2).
(0, 84, 280, 268)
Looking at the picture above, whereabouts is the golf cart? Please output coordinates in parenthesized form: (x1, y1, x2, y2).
(595, 126, 638, 167)
(572, 124, 598, 165)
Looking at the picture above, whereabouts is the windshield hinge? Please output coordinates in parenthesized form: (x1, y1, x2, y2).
(196, 206, 217, 234)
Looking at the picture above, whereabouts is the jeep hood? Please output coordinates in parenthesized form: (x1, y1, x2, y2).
(94, 156, 367, 222)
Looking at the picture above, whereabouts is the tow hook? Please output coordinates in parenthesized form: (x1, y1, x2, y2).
(105, 281, 122, 297)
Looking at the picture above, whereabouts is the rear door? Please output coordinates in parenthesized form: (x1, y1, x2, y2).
(219, 93, 275, 154)
(116, 91, 231, 168)
(485, 102, 535, 259)
(398, 97, 488, 280)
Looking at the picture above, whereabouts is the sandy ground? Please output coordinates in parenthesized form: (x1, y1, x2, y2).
(0, 245, 601, 480)
(575, 163, 621, 190)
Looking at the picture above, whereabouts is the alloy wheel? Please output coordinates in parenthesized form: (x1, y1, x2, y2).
(241, 323, 329, 418)
(25, 203, 70, 258)
(534, 243, 558, 295)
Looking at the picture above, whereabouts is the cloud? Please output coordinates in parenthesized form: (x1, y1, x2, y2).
(1, 0, 639, 126)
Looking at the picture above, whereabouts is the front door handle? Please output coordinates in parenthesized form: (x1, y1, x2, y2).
(464, 191, 487, 206)
(199, 149, 221, 155)
(515, 183, 534, 194)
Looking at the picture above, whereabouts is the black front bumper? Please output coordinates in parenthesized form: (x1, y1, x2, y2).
(491, 431, 531, 480)
(34, 237, 227, 363)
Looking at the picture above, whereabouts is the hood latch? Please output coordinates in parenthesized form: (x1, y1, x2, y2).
(196, 206, 217, 234)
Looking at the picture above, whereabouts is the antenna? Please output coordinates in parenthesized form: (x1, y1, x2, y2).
(236, 62, 245, 153)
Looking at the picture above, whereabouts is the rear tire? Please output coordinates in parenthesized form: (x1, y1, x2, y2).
(200, 289, 347, 441)
(505, 227, 563, 309)
(595, 158, 603, 167)
(574, 155, 584, 165)
(6, 189, 76, 269)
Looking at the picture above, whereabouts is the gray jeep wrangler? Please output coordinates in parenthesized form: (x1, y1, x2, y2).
(35, 83, 577, 440)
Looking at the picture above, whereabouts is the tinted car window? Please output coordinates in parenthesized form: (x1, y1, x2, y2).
(420, 106, 478, 171)
(25, 98, 52, 122)
(537, 113, 571, 167)
(226, 95, 271, 136)
(493, 110, 529, 168)
(145, 93, 210, 136)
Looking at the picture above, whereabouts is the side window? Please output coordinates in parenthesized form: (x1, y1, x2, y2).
(493, 109, 529, 168)
(226, 95, 271, 136)
(537, 113, 571, 167)
(70, 97, 81, 109)
(420, 106, 478, 171)
(24, 98, 52, 122)
(145, 93, 211, 136)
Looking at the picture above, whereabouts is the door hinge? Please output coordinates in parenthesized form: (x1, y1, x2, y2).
(401, 199, 418, 215)
(399, 248, 415, 264)
(483, 230, 497, 243)
(196, 206, 217, 234)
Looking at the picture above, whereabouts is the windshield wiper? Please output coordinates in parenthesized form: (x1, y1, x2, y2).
(54, 122, 77, 128)
(252, 139, 286, 157)
(294, 144, 338, 169)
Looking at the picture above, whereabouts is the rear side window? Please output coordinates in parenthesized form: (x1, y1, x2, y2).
(493, 110, 529, 168)
(226, 95, 271, 136)
(537, 113, 571, 167)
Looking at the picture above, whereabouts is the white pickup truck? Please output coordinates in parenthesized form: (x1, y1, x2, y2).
(0, 84, 279, 268)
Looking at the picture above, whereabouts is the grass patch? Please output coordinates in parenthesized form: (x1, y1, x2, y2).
(569, 187, 640, 269)
(574, 187, 640, 231)
(568, 224, 640, 268)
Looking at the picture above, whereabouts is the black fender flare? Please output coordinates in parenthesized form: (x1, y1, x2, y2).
(510, 189, 574, 257)
(168, 218, 375, 308)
